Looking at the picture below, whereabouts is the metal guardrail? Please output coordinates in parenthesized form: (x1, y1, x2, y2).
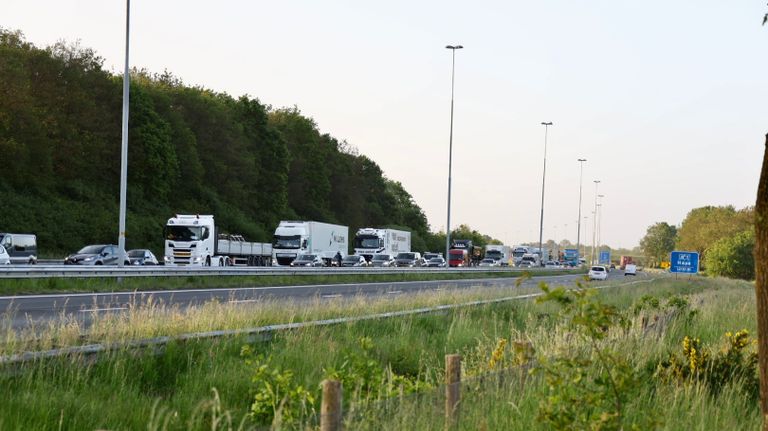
(0, 265, 574, 279)
(0, 278, 654, 365)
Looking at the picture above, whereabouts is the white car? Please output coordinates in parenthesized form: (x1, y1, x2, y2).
(588, 265, 608, 281)
(0, 245, 10, 265)
(624, 264, 637, 276)
(478, 258, 499, 267)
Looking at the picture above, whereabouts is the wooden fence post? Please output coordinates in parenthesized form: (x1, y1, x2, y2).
(445, 354, 461, 429)
(321, 379, 342, 431)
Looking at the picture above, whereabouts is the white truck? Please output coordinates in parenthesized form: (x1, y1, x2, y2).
(518, 253, 541, 268)
(485, 245, 513, 266)
(353, 228, 411, 262)
(163, 214, 272, 266)
(272, 221, 349, 266)
(512, 246, 531, 266)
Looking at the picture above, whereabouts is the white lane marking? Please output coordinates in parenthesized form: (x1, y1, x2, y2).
(321, 294, 342, 299)
(79, 307, 127, 313)
(387, 290, 403, 295)
(0, 274, 582, 301)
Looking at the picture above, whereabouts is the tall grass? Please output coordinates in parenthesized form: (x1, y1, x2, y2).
(0, 276, 759, 430)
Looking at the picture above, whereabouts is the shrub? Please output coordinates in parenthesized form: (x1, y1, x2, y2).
(705, 229, 755, 280)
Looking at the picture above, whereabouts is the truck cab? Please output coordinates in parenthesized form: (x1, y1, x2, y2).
(272, 222, 309, 266)
(164, 215, 217, 266)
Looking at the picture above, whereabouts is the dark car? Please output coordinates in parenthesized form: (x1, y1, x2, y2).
(127, 249, 159, 265)
(395, 252, 423, 268)
(370, 254, 396, 267)
(64, 244, 129, 266)
(0, 233, 38, 264)
(426, 257, 446, 267)
(341, 255, 368, 267)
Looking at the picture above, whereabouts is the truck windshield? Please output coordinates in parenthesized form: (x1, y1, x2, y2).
(354, 235, 380, 249)
(274, 235, 301, 249)
(449, 251, 464, 258)
(166, 226, 205, 241)
(486, 251, 501, 259)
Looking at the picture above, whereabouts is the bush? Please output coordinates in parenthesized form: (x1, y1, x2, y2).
(705, 230, 755, 280)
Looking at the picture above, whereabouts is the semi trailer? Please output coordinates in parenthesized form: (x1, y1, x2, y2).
(272, 221, 348, 266)
(353, 228, 411, 261)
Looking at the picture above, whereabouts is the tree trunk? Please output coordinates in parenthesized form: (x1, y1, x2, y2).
(756, 133, 768, 430)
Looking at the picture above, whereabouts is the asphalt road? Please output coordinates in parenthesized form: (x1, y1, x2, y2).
(0, 271, 636, 330)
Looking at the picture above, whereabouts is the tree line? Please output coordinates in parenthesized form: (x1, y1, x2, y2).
(639, 205, 754, 279)
(0, 28, 500, 256)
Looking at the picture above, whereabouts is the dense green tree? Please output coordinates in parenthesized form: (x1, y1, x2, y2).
(706, 229, 755, 280)
(640, 222, 678, 266)
(676, 206, 753, 263)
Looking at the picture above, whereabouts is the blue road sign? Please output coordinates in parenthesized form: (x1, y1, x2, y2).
(670, 251, 699, 274)
(599, 251, 610, 265)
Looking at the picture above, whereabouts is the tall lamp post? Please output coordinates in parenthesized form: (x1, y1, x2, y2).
(576, 159, 587, 262)
(538, 122, 553, 266)
(597, 194, 605, 259)
(444, 44, 463, 264)
(591, 180, 601, 264)
(117, 0, 131, 267)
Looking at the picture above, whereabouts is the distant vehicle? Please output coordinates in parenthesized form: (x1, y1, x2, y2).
(64, 245, 129, 266)
(518, 253, 540, 268)
(423, 252, 442, 261)
(544, 261, 560, 268)
(0, 233, 38, 264)
(128, 249, 159, 266)
(512, 246, 531, 266)
(427, 257, 447, 267)
(395, 252, 423, 267)
(620, 256, 634, 270)
(164, 215, 272, 267)
(273, 221, 348, 266)
(448, 249, 470, 267)
(0, 246, 10, 265)
(451, 240, 483, 266)
(588, 266, 608, 281)
(353, 228, 410, 262)
(290, 254, 325, 267)
(485, 245, 512, 266)
(624, 264, 637, 276)
(342, 255, 369, 267)
(370, 254, 396, 267)
(478, 258, 499, 267)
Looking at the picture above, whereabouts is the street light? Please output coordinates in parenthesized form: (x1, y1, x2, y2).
(444, 44, 463, 264)
(597, 194, 605, 259)
(591, 180, 601, 264)
(538, 121, 553, 266)
(117, 0, 131, 267)
(576, 158, 587, 262)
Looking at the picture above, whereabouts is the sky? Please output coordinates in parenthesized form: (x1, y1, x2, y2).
(3, 1, 767, 249)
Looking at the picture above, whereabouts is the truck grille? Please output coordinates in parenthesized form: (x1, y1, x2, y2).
(173, 248, 192, 265)
(277, 256, 295, 266)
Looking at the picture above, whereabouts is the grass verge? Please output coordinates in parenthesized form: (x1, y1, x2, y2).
(0, 275, 757, 430)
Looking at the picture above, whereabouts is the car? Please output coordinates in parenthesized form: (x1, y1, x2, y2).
(423, 252, 442, 262)
(64, 244, 129, 265)
(127, 249, 159, 265)
(624, 264, 637, 276)
(517, 260, 534, 269)
(290, 253, 325, 267)
(478, 258, 499, 267)
(544, 261, 560, 268)
(0, 245, 10, 265)
(341, 255, 368, 267)
(395, 252, 423, 268)
(0, 233, 38, 264)
(370, 254, 396, 267)
(588, 265, 608, 281)
(427, 257, 447, 267)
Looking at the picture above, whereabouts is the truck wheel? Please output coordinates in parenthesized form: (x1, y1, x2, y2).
(205, 257, 211, 267)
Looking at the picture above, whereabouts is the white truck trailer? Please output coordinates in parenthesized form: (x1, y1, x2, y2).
(353, 228, 411, 262)
(485, 245, 513, 266)
(163, 214, 272, 266)
(272, 221, 349, 266)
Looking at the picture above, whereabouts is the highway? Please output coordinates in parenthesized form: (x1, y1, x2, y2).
(0, 271, 637, 331)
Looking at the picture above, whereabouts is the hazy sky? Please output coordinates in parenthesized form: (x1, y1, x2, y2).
(4, 1, 767, 248)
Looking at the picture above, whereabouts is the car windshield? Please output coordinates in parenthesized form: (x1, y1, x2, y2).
(372, 255, 390, 261)
(482, 259, 494, 263)
(343, 256, 360, 262)
(297, 254, 316, 260)
(273, 235, 301, 249)
(78, 245, 106, 254)
(165, 225, 205, 241)
(396, 253, 415, 260)
(522, 257, 535, 262)
(430, 257, 443, 262)
(591, 266, 605, 272)
(423, 253, 438, 260)
(354, 235, 380, 249)
(128, 250, 146, 257)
